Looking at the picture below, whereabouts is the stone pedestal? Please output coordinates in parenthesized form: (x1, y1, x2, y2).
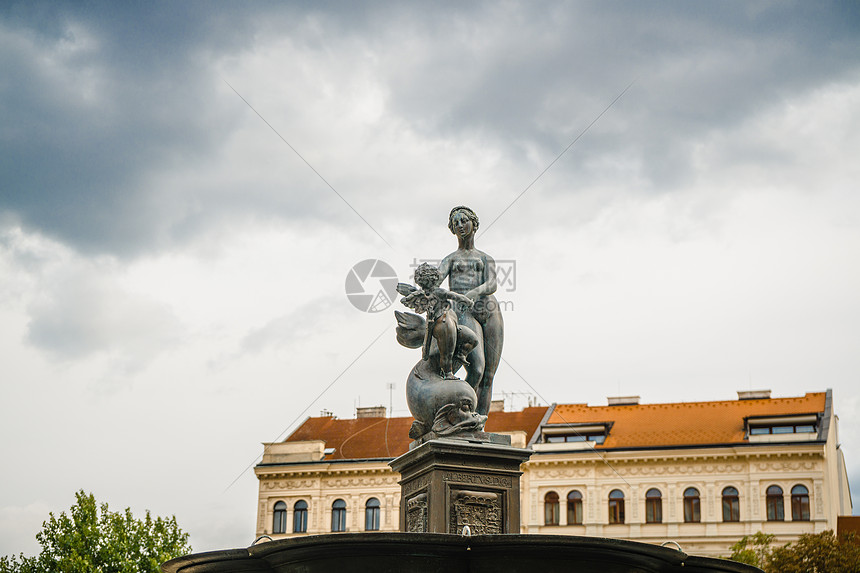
(389, 435, 532, 534)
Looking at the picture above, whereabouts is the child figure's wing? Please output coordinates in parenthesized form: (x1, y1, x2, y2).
(401, 290, 432, 314)
(394, 311, 426, 349)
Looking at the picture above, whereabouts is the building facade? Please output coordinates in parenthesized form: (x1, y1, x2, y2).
(254, 389, 853, 557)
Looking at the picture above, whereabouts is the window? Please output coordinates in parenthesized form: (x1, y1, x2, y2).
(645, 488, 662, 524)
(545, 433, 606, 444)
(791, 485, 810, 521)
(331, 499, 347, 532)
(749, 424, 816, 434)
(683, 488, 701, 523)
(272, 501, 287, 534)
(293, 500, 308, 533)
(544, 491, 560, 525)
(747, 415, 817, 436)
(722, 487, 740, 522)
(365, 498, 381, 531)
(608, 490, 625, 524)
(766, 485, 785, 521)
(542, 424, 610, 445)
(567, 490, 583, 525)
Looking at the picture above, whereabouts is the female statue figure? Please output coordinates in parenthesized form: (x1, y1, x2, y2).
(394, 206, 503, 440)
(438, 206, 504, 416)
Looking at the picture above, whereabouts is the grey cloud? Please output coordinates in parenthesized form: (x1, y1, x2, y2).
(0, 2, 338, 257)
(373, 2, 860, 190)
(25, 262, 183, 368)
(2, 1, 858, 257)
(242, 297, 342, 354)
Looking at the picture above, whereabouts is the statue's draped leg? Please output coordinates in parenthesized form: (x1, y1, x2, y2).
(476, 310, 503, 416)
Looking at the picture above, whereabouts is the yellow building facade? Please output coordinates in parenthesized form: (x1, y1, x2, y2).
(255, 390, 852, 557)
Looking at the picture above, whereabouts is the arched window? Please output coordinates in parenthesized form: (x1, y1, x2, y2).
(272, 501, 287, 534)
(766, 485, 784, 521)
(365, 498, 381, 531)
(645, 488, 662, 524)
(791, 485, 810, 521)
(722, 487, 740, 522)
(331, 499, 347, 532)
(683, 487, 701, 523)
(567, 490, 583, 525)
(608, 489, 625, 524)
(293, 500, 308, 533)
(544, 491, 560, 525)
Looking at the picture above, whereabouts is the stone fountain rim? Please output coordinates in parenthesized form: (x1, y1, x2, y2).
(162, 532, 761, 573)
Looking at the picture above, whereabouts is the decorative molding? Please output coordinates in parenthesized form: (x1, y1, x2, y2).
(263, 478, 317, 490)
(814, 481, 824, 516)
(323, 475, 400, 488)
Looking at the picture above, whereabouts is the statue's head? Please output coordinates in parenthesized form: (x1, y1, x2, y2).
(448, 206, 479, 235)
(414, 262, 441, 289)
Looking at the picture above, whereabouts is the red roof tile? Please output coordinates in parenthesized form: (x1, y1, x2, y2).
(285, 406, 549, 460)
(547, 392, 826, 449)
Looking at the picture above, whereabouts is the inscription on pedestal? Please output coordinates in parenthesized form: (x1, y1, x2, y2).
(442, 471, 512, 488)
(406, 493, 428, 533)
(449, 489, 502, 534)
(403, 474, 432, 495)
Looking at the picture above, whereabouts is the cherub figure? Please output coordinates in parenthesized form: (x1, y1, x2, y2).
(400, 263, 476, 379)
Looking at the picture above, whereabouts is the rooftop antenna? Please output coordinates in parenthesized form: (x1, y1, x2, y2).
(387, 383, 395, 417)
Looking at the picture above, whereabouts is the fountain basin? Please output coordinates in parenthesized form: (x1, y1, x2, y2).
(161, 533, 761, 573)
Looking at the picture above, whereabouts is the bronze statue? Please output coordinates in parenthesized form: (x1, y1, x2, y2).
(439, 206, 504, 416)
(394, 206, 504, 440)
(400, 263, 476, 380)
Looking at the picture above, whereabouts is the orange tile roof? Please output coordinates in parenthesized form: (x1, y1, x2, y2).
(547, 392, 826, 449)
(285, 416, 413, 460)
(285, 406, 549, 460)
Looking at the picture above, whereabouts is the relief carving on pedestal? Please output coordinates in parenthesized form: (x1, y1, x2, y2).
(449, 489, 502, 534)
(406, 493, 428, 533)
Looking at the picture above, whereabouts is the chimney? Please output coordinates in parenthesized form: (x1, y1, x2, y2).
(489, 399, 505, 413)
(607, 396, 640, 406)
(356, 406, 387, 418)
(737, 390, 771, 400)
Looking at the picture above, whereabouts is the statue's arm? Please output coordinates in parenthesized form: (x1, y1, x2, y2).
(440, 288, 474, 308)
(437, 255, 452, 286)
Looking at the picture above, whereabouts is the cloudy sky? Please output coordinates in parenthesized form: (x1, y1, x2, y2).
(2, 0, 859, 556)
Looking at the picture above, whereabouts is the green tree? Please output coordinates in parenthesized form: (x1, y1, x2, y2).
(730, 530, 860, 573)
(768, 530, 860, 573)
(0, 490, 191, 573)
(729, 531, 776, 568)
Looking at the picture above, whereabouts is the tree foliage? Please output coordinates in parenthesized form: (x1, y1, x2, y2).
(729, 530, 860, 572)
(0, 490, 191, 573)
(728, 531, 776, 567)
